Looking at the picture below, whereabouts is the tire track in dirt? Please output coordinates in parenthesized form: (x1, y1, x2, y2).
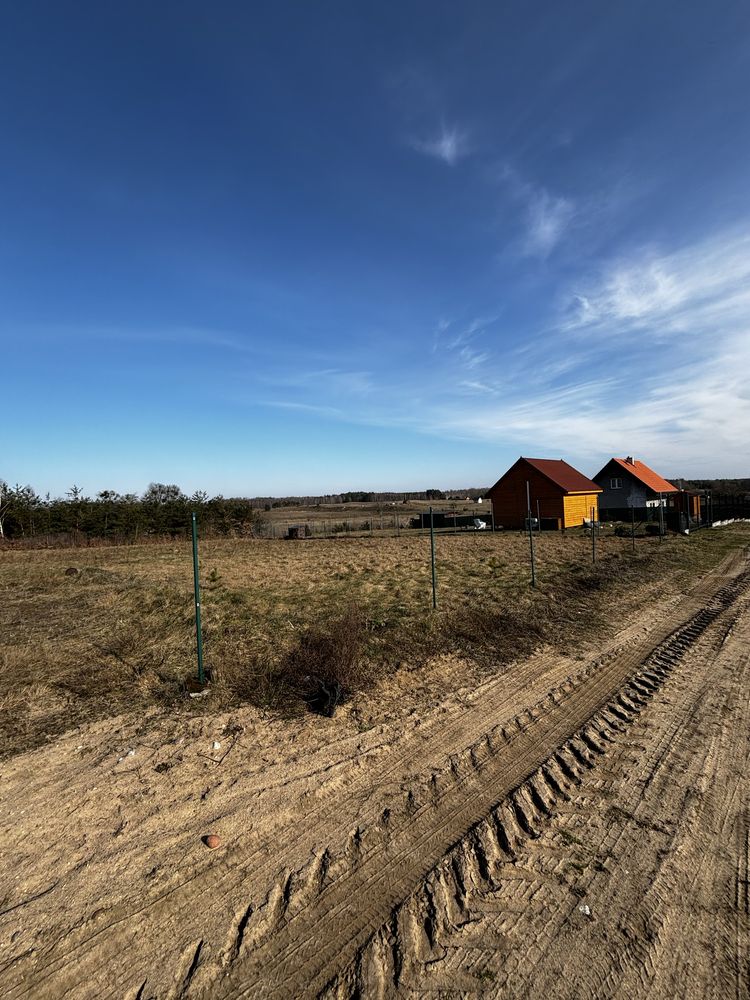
(320, 574, 750, 999)
(523, 597, 750, 1000)
(3, 552, 748, 999)
(205, 564, 750, 998)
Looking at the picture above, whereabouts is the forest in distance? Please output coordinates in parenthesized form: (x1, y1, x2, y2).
(0, 481, 476, 542)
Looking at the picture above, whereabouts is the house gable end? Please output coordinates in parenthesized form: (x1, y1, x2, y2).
(487, 457, 531, 495)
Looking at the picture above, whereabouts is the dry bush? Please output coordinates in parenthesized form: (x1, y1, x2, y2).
(443, 600, 550, 665)
(219, 606, 370, 717)
(280, 605, 370, 715)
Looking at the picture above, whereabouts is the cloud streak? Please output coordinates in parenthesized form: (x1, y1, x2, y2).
(500, 165, 575, 257)
(410, 124, 471, 165)
(566, 230, 750, 335)
(425, 228, 750, 473)
(523, 189, 575, 256)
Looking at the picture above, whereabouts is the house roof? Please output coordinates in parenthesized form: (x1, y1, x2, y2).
(491, 457, 602, 494)
(608, 457, 678, 494)
(522, 458, 602, 493)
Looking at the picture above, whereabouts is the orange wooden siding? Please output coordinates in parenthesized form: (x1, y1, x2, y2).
(562, 493, 600, 528)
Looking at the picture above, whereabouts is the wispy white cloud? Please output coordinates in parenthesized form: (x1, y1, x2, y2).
(432, 316, 497, 371)
(500, 165, 575, 257)
(423, 228, 750, 473)
(224, 225, 748, 477)
(458, 345, 489, 369)
(457, 379, 500, 396)
(265, 400, 347, 419)
(410, 124, 471, 165)
(523, 189, 575, 256)
(461, 330, 750, 476)
(261, 368, 375, 397)
(566, 230, 750, 335)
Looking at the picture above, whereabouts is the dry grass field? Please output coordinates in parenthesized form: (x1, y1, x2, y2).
(1, 524, 747, 758)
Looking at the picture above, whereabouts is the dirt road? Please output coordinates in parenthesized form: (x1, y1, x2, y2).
(1, 548, 748, 998)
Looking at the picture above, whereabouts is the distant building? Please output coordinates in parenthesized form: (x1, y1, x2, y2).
(488, 457, 602, 530)
(593, 457, 678, 511)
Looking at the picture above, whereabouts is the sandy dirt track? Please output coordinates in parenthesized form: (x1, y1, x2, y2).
(1, 548, 748, 998)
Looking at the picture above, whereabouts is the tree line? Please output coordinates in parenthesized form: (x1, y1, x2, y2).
(0, 482, 264, 543)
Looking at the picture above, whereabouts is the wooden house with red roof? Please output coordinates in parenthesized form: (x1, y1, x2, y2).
(488, 457, 602, 530)
(593, 456, 678, 512)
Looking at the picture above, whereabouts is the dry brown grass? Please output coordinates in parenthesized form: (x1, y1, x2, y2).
(1, 525, 748, 755)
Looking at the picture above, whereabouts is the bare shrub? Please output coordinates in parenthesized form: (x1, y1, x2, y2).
(218, 606, 371, 717)
(277, 606, 369, 716)
(444, 601, 549, 665)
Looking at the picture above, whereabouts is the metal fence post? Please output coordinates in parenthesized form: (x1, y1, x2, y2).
(191, 512, 205, 686)
(631, 506, 636, 551)
(658, 493, 664, 541)
(591, 506, 597, 563)
(526, 482, 536, 588)
(429, 506, 437, 609)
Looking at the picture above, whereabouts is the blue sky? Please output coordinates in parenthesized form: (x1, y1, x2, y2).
(2, 1, 749, 497)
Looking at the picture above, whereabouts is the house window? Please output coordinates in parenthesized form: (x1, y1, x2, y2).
(610, 477, 622, 489)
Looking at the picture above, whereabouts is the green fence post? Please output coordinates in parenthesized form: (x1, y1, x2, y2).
(658, 493, 664, 542)
(191, 512, 205, 686)
(526, 481, 536, 588)
(429, 506, 437, 609)
(591, 506, 597, 563)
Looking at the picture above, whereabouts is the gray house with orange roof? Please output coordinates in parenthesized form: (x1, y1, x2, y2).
(592, 456, 678, 511)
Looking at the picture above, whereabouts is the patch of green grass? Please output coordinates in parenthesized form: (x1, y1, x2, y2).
(473, 968, 497, 982)
(559, 829, 585, 848)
